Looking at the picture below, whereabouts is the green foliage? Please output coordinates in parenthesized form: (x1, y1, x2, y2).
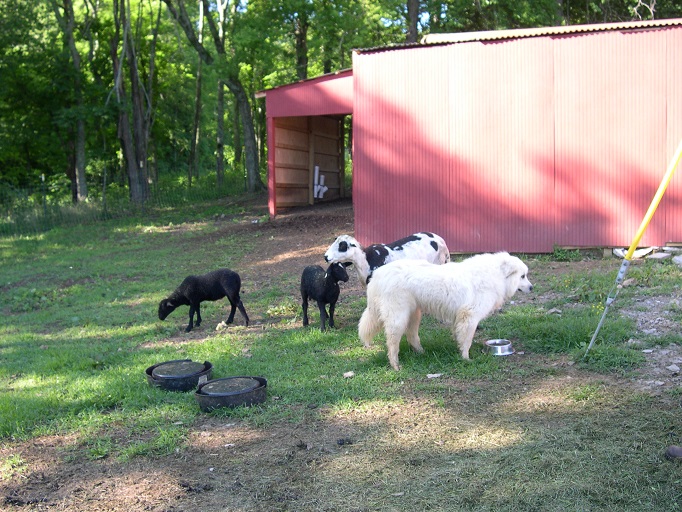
(6, 196, 652, 448)
(117, 427, 187, 461)
(566, 383, 604, 402)
(0, 174, 250, 236)
(551, 245, 583, 262)
(4, 2, 682, 481)
(6, 286, 67, 313)
(265, 297, 300, 320)
(626, 259, 682, 291)
(423, 0, 563, 33)
(3, 193, 682, 512)
(548, 271, 615, 305)
(84, 436, 114, 460)
(4, 0, 680, 212)
(0, 453, 26, 480)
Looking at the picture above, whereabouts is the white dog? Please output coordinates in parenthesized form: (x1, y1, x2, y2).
(358, 252, 533, 370)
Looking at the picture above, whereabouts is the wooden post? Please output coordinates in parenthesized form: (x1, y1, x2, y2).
(308, 117, 316, 205)
(339, 117, 345, 199)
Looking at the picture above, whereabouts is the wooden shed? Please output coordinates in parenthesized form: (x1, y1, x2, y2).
(256, 70, 353, 214)
(259, 18, 682, 253)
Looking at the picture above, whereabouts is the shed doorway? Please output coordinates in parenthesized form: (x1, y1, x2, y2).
(273, 115, 348, 209)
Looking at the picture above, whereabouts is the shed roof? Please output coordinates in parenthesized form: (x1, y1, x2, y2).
(256, 69, 353, 118)
(354, 17, 682, 54)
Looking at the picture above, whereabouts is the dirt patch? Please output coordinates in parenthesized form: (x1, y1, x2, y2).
(3, 196, 682, 511)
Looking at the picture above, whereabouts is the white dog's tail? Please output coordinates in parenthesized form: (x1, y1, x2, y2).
(358, 306, 382, 348)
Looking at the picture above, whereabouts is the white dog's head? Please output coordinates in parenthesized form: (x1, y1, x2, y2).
(501, 255, 533, 296)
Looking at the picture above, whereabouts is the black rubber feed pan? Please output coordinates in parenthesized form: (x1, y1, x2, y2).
(145, 359, 213, 392)
(195, 376, 267, 412)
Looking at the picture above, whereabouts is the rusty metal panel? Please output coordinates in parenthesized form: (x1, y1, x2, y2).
(554, 29, 668, 248)
(665, 28, 682, 245)
(353, 39, 554, 252)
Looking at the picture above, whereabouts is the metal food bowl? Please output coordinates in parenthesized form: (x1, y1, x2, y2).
(485, 339, 514, 356)
(195, 376, 267, 412)
(145, 359, 213, 392)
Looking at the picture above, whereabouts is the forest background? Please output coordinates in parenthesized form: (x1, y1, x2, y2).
(1, 0, 681, 235)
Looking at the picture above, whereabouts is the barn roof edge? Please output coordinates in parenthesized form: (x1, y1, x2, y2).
(255, 68, 353, 98)
(353, 17, 682, 54)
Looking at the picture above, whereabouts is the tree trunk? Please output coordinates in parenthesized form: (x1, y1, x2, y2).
(145, 3, 162, 181)
(66, 139, 78, 203)
(125, 0, 149, 203)
(110, 0, 148, 204)
(406, 0, 419, 43)
(294, 13, 308, 80)
(555, 0, 566, 24)
(232, 100, 242, 168)
(188, 0, 204, 186)
(66, 0, 87, 202)
(216, 80, 225, 188)
(162, 0, 263, 192)
(119, 110, 144, 202)
(255, 98, 267, 182)
(189, 61, 203, 185)
(51, 0, 88, 201)
(224, 77, 265, 192)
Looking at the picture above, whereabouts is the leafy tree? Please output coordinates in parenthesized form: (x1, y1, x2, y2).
(0, 1, 70, 190)
(109, 0, 154, 203)
(3, 0, 682, 210)
(563, 0, 681, 24)
(50, 0, 89, 201)
(162, 0, 267, 193)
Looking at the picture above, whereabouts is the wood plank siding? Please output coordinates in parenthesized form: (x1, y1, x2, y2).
(271, 116, 345, 208)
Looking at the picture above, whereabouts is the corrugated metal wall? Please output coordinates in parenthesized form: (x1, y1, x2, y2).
(352, 26, 682, 252)
(353, 46, 452, 244)
(263, 71, 353, 117)
(445, 38, 555, 253)
(667, 28, 682, 244)
(554, 29, 667, 248)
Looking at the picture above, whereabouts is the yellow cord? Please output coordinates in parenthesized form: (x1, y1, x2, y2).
(585, 139, 682, 358)
(624, 139, 682, 261)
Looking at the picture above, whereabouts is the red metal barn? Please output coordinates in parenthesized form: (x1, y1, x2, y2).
(259, 19, 682, 253)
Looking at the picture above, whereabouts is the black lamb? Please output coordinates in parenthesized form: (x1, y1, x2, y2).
(300, 262, 350, 330)
(158, 268, 249, 332)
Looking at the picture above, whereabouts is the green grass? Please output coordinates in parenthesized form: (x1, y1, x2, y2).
(0, 213, 668, 444)
(0, 171, 253, 237)
(0, 194, 682, 478)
